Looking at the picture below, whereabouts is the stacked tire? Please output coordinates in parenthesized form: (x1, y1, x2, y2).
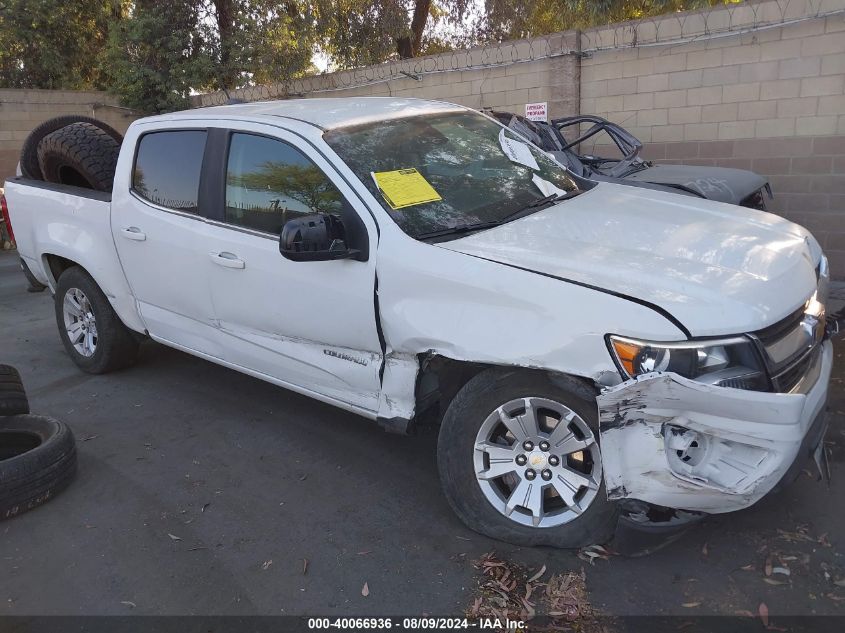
(19, 116, 123, 192)
(0, 365, 77, 520)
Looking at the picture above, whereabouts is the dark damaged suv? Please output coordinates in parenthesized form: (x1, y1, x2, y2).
(491, 111, 773, 210)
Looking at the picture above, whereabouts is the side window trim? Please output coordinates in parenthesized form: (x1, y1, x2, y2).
(198, 127, 229, 223)
(131, 127, 209, 217)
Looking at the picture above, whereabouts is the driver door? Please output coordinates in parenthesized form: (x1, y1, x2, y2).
(202, 126, 383, 414)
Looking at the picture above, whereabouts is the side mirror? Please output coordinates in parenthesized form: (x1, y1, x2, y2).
(279, 213, 363, 262)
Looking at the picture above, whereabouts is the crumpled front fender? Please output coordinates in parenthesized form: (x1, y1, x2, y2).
(597, 340, 831, 513)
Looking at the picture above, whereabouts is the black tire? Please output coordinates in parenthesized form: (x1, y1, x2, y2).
(437, 368, 618, 548)
(55, 266, 139, 374)
(1, 414, 77, 520)
(0, 364, 30, 416)
(19, 115, 123, 180)
(37, 122, 120, 192)
(20, 257, 48, 293)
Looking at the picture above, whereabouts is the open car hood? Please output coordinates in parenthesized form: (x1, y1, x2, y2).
(439, 182, 820, 338)
(622, 164, 769, 205)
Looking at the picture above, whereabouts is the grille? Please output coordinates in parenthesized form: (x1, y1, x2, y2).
(755, 306, 805, 348)
(773, 347, 818, 393)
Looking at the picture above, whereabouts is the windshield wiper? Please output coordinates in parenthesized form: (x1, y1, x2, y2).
(414, 189, 584, 242)
(415, 221, 502, 241)
(499, 189, 584, 221)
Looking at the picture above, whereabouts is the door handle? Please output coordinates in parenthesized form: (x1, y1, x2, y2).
(210, 252, 245, 269)
(121, 227, 146, 241)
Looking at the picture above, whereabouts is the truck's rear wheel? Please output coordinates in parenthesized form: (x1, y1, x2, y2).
(437, 368, 617, 548)
(37, 122, 120, 192)
(55, 267, 139, 374)
(19, 115, 123, 181)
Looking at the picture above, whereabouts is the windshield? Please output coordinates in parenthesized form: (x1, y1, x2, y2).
(324, 111, 581, 239)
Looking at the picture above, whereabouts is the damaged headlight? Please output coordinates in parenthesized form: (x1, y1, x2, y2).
(608, 335, 769, 390)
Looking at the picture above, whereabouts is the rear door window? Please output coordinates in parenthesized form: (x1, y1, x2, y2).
(133, 131, 207, 213)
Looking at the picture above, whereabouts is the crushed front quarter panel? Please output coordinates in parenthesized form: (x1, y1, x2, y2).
(597, 340, 831, 513)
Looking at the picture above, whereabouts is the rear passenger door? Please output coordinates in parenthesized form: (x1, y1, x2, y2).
(202, 126, 383, 414)
(111, 126, 221, 357)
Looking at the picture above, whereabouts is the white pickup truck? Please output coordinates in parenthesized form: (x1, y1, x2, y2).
(3, 98, 835, 548)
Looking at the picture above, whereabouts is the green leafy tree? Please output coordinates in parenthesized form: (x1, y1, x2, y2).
(198, 0, 316, 90)
(477, 0, 740, 40)
(101, 0, 205, 113)
(314, 0, 472, 68)
(0, 0, 115, 89)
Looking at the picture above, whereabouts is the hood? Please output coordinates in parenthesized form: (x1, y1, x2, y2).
(623, 164, 768, 205)
(439, 183, 821, 338)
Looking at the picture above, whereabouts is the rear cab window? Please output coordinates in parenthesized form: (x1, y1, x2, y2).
(132, 131, 207, 213)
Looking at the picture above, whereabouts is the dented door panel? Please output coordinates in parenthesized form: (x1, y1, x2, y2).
(597, 340, 832, 513)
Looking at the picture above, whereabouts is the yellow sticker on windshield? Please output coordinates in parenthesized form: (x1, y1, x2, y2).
(372, 168, 442, 210)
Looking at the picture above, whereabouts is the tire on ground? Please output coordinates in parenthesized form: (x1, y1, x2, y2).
(55, 266, 140, 374)
(0, 364, 29, 416)
(437, 367, 618, 548)
(36, 122, 120, 192)
(0, 414, 77, 520)
(19, 115, 123, 181)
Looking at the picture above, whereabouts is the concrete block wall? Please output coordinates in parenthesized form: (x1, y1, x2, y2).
(0, 89, 140, 182)
(195, 32, 582, 121)
(580, 1, 845, 275)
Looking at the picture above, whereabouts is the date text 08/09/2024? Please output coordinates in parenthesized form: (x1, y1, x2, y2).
(307, 617, 526, 631)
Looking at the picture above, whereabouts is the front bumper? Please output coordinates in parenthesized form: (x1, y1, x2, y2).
(597, 339, 832, 514)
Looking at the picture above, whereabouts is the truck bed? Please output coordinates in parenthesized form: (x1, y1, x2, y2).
(3, 177, 143, 333)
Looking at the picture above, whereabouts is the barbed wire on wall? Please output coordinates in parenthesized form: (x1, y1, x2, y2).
(197, 0, 845, 107)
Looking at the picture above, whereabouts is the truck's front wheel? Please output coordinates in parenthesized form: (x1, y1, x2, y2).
(437, 368, 617, 548)
(55, 267, 139, 374)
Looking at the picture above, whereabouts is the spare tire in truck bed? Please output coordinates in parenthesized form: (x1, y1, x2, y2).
(0, 414, 77, 520)
(37, 122, 121, 192)
(19, 115, 123, 180)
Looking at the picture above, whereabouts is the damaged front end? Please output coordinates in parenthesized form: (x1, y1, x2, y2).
(598, 339, 832, 514)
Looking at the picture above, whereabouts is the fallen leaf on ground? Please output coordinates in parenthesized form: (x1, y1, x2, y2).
(262, 560, 273, 570)
(527, 565, 546, 583)
(362, 582, 370, 597)
(681, 602, 701, 608)
(303, 559, 309, 575)
(764, 555, 773, 576)
(201, 503, 210, 513)
(577, 544, 611, 564)
(121, 601, 136, 608)
(758, 603, 769, 627)
(167, 533, 182, 541)
(82, 435, 99, 442)
(772, 567, 790, 577)
(764, 578, 788, 586)
(468, 553, 602, 629)
(701, 542, 708, 557)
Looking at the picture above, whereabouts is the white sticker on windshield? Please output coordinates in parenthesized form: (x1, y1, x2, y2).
(532, 173, 568, 197)
(499, 129, 539, 171)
